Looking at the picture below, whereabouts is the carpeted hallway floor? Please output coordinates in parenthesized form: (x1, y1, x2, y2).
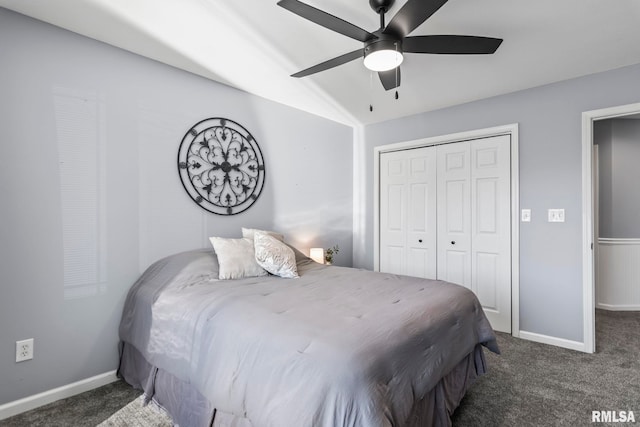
(1, 310, 638, 426)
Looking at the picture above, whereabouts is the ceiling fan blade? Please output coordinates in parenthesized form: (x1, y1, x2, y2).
(378, 68, 401, 91)
(278, 0, 376, 42)
(383, 0, 449, 38)
(404, 35, 503, 54)
(292, 49, 363, 78)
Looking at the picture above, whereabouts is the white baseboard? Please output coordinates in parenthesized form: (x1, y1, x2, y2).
(596, 303, 640, 311)
(0, 370, 118, 421)
(519, 330, 587, 353)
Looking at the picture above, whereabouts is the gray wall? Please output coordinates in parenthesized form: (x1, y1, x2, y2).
(595, 119, 640, 237)
(355, 62, 640, 343)
(0, 8, 353, 405)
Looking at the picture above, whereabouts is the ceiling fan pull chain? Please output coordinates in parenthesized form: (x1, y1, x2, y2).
(369, 71, 374, 112)
(395, 43, 399, 100)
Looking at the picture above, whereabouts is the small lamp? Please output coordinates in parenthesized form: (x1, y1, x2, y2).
(310, 248, 324, 264)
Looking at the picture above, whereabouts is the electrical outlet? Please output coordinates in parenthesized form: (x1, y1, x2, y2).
(16, 339, 34, 362)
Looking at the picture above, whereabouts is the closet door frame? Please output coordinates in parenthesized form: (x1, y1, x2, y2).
(373, 123, 520, 338)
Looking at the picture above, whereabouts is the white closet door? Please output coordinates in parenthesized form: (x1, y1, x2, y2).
(380, 148, 437, 278)
(471, 135, 511, 332)
(407, 149, 437, 278)
(381, 136, 512, 333)
(436, 142, 472, 288)
(380, 151, 406, 275)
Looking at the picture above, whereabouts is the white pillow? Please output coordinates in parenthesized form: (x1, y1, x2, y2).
(209, 237, 268, 280)
(254, 232, 299, 279)
(242, 227, 284, 242)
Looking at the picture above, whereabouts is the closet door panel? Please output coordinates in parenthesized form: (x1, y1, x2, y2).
(380, 148, 436, 278)
(437, 142, 472, 288)
(471, 135, 511, 332)
(380, 152, 407, 275)
(407, 151, 437, 278)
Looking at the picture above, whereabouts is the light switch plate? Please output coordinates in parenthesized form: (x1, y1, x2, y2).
(548, 209, 565, 222)
(521, 209, 531, 222)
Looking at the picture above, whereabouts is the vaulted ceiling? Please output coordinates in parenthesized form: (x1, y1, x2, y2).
(2, 0, 640, 126)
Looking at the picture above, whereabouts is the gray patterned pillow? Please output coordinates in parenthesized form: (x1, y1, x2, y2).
(253, 231, 299, 279)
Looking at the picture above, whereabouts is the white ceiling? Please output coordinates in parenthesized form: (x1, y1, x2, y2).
(2, 0, 640, 126)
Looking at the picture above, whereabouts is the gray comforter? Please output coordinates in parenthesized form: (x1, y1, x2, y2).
(119, 249, 498, 427)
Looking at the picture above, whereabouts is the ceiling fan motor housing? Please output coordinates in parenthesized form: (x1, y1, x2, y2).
(365, 36, 402, 51)
(369, 0, 395, 14)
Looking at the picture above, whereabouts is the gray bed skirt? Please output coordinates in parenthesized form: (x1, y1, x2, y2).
(118, 342, 488, 427)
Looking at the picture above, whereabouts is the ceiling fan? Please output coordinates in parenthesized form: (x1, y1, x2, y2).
(277, 0, 503, 91)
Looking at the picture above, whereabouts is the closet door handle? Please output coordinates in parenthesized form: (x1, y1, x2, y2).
(451, 241, 456, 245)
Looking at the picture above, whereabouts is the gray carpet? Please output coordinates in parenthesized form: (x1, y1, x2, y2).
(96, 397, 172, 427)
(1, 310, 638, 427)
(0, 380, 139, 427)
(452, 309, 640, 426)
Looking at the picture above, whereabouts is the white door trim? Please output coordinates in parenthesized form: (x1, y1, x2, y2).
(373, 123, 520, 337)
(581, 102, 640, 354)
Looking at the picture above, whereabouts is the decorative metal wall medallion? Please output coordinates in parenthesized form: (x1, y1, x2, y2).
(178, 118, 265, 215)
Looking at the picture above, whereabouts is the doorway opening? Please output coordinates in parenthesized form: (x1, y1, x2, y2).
(582, 102, 640, 353)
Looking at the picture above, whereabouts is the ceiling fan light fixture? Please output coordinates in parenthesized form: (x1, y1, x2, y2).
(364, 49, 403, 71)
(363, 39, 403, 72)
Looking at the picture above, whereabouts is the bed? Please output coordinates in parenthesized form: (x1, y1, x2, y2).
(118, 237, 498, 427)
